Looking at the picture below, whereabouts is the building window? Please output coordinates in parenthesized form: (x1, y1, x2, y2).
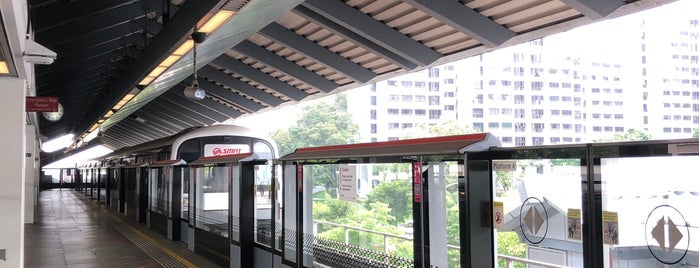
(401, 81, 412, 87)
(429, 110, 441, 119)
(415, 81, 426, 88)
(429, 82, 440, 92)
(532, 109, 544, 119)
(444, 105, 455, 111)
(488, 122, 499, 128)
(531, 81, 543, 91)
(515, 109, 525, 118)
(502, 123, 512, 129)
(402, 123, 413, 129)
(502, 108, 512, 115)
(401, 95, 413, 102)
(387, 109, 399, 115)
(515, 123, 526, 132)
(388, 123, 399, 129)
(415, 95, 426, 102)
(429, 96, 440, 105)
(370, 124, 377, 134)
(532, 137, 544, 146)
(401, 109, 413, 115)
(370, 110, 377, 120)
(444, 92, 455, 98)
(473, 108, 483, 118)
(370, 96, 377, 106)
(532, 123, 544, 133)
(473, 122, 483, 131)
(516, 137, 526, 146)
(428, 67, 440, 78)
(415, 109, 426, 116)
(515, 81, 524, 90)
(444, 78, 454, 84)
(389, 94, 399, 101)
(489, 108, 499, 115)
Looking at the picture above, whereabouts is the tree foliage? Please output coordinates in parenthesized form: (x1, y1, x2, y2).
(614, 128, 651, 141)
(272, 94, 358, 156)
(366, 180, 413, 226)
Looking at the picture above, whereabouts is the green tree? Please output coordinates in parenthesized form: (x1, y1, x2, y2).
(693, 128, 699, 138)
(272, 95, 358, 189)
(614, 128, 651, 141)
(366, 180, 413, 226)
(272, 94, 358, 156)
(497, 232, 526, 268)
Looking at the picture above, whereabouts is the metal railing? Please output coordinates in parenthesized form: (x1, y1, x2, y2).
(314, 220, 570, 268)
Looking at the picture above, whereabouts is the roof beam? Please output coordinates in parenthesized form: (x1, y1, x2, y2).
(49, 22, 142, 52)
(134, 106, 191, 130)
(150, 99, 214, 126)
(160, 91, 230, 122)
(92, 0, 225, 134)
(234, 40, 338, 93)
(121, 118, 170, 138)
(292, 6, 418, 71)
(199, 65, 283, 106)
(402, 0, 515, 47)
(140, 104, 201, 127)
(171, 84, 244, 119)
(259, 23, 376, 83)
(301, 0, 442, 66)
(196, 78, 265, 113)
(31, 0, 139, 32)
(558, 0, 624, 19)
(131, 110, 184, 134)
(36, 2, 145, 45)
(212, 55, 307, 101)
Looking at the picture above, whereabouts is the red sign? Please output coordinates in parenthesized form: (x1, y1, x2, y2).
(412, 162, 422, 203)
(26, 96, 59, 112)
(297, 165, 304, 192)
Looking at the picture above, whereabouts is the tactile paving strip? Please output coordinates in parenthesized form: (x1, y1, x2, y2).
(112, 224, 189, 268)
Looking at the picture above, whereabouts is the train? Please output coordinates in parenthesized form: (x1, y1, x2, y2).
(71, 125, 699, 268)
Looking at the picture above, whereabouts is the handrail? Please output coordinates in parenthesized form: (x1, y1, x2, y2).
(314, 220, 570, 268)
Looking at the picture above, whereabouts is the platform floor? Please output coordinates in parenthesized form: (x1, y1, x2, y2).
(24, 189, 219, 268)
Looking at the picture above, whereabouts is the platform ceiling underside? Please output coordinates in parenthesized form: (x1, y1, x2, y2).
(31, 0, 675, 163)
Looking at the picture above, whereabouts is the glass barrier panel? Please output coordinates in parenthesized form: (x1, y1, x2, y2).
(149, 167, 168, 215)
(274, 164, 283, 252)
(181, 168, 189, 221)
(254, 162, 273, 247)
(302, 163, 414, 268)
(602, 156, 698, 267)
(427, 161, 462, 268)
(493, 158, 584, 268)
(283, 164, 297, 262)
(195, 165, 231, 238)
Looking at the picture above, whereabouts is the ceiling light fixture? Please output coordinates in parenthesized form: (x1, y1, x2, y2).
(0, 61, 9, 74)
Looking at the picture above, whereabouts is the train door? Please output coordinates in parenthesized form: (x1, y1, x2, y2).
(178, 166, 190, 244)
(125, 166, 138, 219)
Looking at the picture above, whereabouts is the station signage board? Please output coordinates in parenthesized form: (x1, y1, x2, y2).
(26, 96, 59, 112)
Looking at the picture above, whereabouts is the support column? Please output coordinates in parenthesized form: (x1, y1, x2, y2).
(24, 125, 37, 223)
(0, 77, 26, 267)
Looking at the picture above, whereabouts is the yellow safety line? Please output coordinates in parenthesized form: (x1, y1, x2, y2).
(78, 193, 198, 268)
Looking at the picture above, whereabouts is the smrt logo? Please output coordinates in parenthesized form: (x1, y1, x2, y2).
(212, 148, 242, 156)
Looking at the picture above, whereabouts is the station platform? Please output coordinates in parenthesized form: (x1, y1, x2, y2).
(24, 189, 219, 268)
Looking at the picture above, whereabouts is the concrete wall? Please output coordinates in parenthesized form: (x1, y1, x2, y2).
(0, 77, 26, 267)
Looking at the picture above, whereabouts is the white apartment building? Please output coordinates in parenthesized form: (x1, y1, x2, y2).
(349, 5, 699, 146)
(347, 66, 460, 143)
(640, 15, 699, 139)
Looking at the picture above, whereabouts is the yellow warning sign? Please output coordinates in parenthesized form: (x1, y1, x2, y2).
(567, 209, 581, 241)
(602, 211, 619, 245)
